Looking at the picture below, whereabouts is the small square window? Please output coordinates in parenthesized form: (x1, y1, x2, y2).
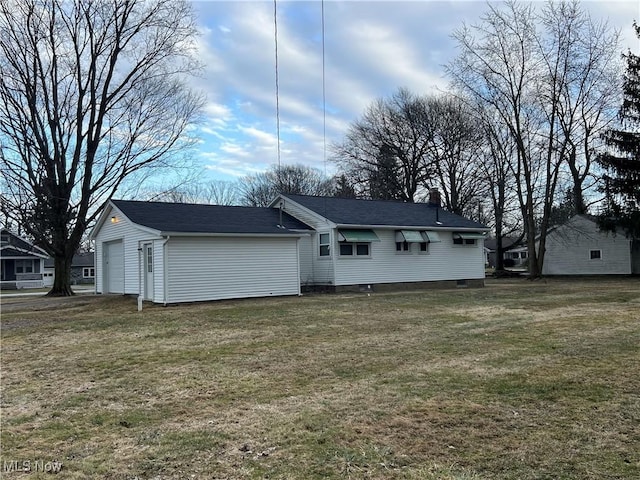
(396, 241, 410, 252)
(340, 243, 353, 256)
(590, 249, 602, 260)
(420, 242, 428, 253)
(356, 244, 369, 256)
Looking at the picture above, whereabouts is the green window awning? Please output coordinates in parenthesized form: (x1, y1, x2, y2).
(338, 229, 380, 242)
(421, 231, 441, 243)
(454, 232, 487, 240)
(395, 230, 424, 243)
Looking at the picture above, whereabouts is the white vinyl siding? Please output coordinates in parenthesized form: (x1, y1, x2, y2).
(94, 206, 163, 296)
(542, 216, 632, 275)
(333, 229, 485, 286)
(298, 235, 314, 286)
(166, 236, 300, 303)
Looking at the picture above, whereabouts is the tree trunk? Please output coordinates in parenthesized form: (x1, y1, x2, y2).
(494, 223, 505, 272)
(47, 254, 75, 296)
(572, 181, 587, 215)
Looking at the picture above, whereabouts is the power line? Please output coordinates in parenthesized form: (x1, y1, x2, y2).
(321, 0, 327, 178)
(273, 0, 281, 167)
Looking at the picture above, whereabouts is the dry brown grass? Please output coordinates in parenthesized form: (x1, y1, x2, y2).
(1, 277, 639, 479)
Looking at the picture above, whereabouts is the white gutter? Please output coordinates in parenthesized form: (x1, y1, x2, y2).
(335, 224, 490, 232)
(137, 241, 143, 311)
(157, 231, 310, 238)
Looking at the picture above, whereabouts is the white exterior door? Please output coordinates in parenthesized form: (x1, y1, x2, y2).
(104, 240, 124, 293)
(144, 243, 154, 300)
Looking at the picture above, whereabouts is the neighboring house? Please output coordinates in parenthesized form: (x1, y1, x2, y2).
(272, 194, 489, 291)
(90, 200, 312, 304)
(43, 252, 96, 287)
(90, 195, 489, 304)
(484, 237, 528, 268)
(542, 214, 640, 275)
(0, 228, 48, 289)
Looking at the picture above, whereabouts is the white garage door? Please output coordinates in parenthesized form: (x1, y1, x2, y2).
(104, 240, 124, 293)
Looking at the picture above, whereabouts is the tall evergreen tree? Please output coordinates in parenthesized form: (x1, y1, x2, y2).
(597, 23, 640, 237)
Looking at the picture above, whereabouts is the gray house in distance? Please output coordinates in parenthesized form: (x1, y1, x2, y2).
(542, 215, 640, 275)
(90, 195, 489, 304)
(43, 252, 95, 287)
(1, 228, 48, 289)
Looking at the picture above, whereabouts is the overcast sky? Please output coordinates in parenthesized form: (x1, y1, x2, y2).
(189, 0, 640, 182)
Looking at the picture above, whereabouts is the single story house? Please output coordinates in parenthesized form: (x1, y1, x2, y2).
(542, 214, 640, 275)
(90, 195, 489, 304)
(1, 228, 48, 289)
(272, 194, 489, 291)
(43, 252, 95, 287)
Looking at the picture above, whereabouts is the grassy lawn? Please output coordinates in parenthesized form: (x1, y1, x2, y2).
(1, 278, 639, 479)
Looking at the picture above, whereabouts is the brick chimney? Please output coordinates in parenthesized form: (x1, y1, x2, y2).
(428, 188, 441, 207)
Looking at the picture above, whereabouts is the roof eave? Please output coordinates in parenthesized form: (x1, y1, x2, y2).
(335, 223, 490, 232)
(276, 194, 338, 227)
(158, 231, 310, 238)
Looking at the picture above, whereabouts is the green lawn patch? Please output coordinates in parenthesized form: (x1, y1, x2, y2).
(1, 278, 639, 478)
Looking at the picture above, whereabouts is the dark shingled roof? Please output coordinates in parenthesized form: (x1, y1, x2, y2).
(111, 200, 312, 235)
(1, 228, 48, 257)
(282, 194, 488, 230)
(44, 252, 95, 269)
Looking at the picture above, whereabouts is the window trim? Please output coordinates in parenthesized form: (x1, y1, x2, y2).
(339, 242, 371, 258)
(589, 249, 602, 260)
(318, 232, 331, 257)
(395, 241, 411, 254)
(83, 267, 95, 278)
(15, 259, 38, 274)
(453, 237, 477, 246)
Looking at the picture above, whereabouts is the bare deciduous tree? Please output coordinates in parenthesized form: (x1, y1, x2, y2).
(239, 164, 335, 207)
(331, 88, 434, 202)
(0, 0, 204, 295)
(540, 1, 621, 216)
(448, 0, 620, 277)
(426, 94, 486, 216)
(144, 180, 240, 206)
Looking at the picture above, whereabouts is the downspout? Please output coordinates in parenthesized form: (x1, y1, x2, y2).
(92, 238, 97, 295)
(162, 236, 170, 306)
(330, 226, 337, 286)
(296, 237, 301, 296)
(137, 241, 143, 311)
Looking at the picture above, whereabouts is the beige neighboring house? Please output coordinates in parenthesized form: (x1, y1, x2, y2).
(542, 215, 640, 275)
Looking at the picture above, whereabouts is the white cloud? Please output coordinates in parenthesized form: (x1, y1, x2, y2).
(239, 126, 278, 146)
(188, 0, 636, 182)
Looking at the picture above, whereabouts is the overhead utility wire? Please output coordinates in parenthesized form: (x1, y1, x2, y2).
(321, 0, 327, 178)
(273, 0, 281, 167)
